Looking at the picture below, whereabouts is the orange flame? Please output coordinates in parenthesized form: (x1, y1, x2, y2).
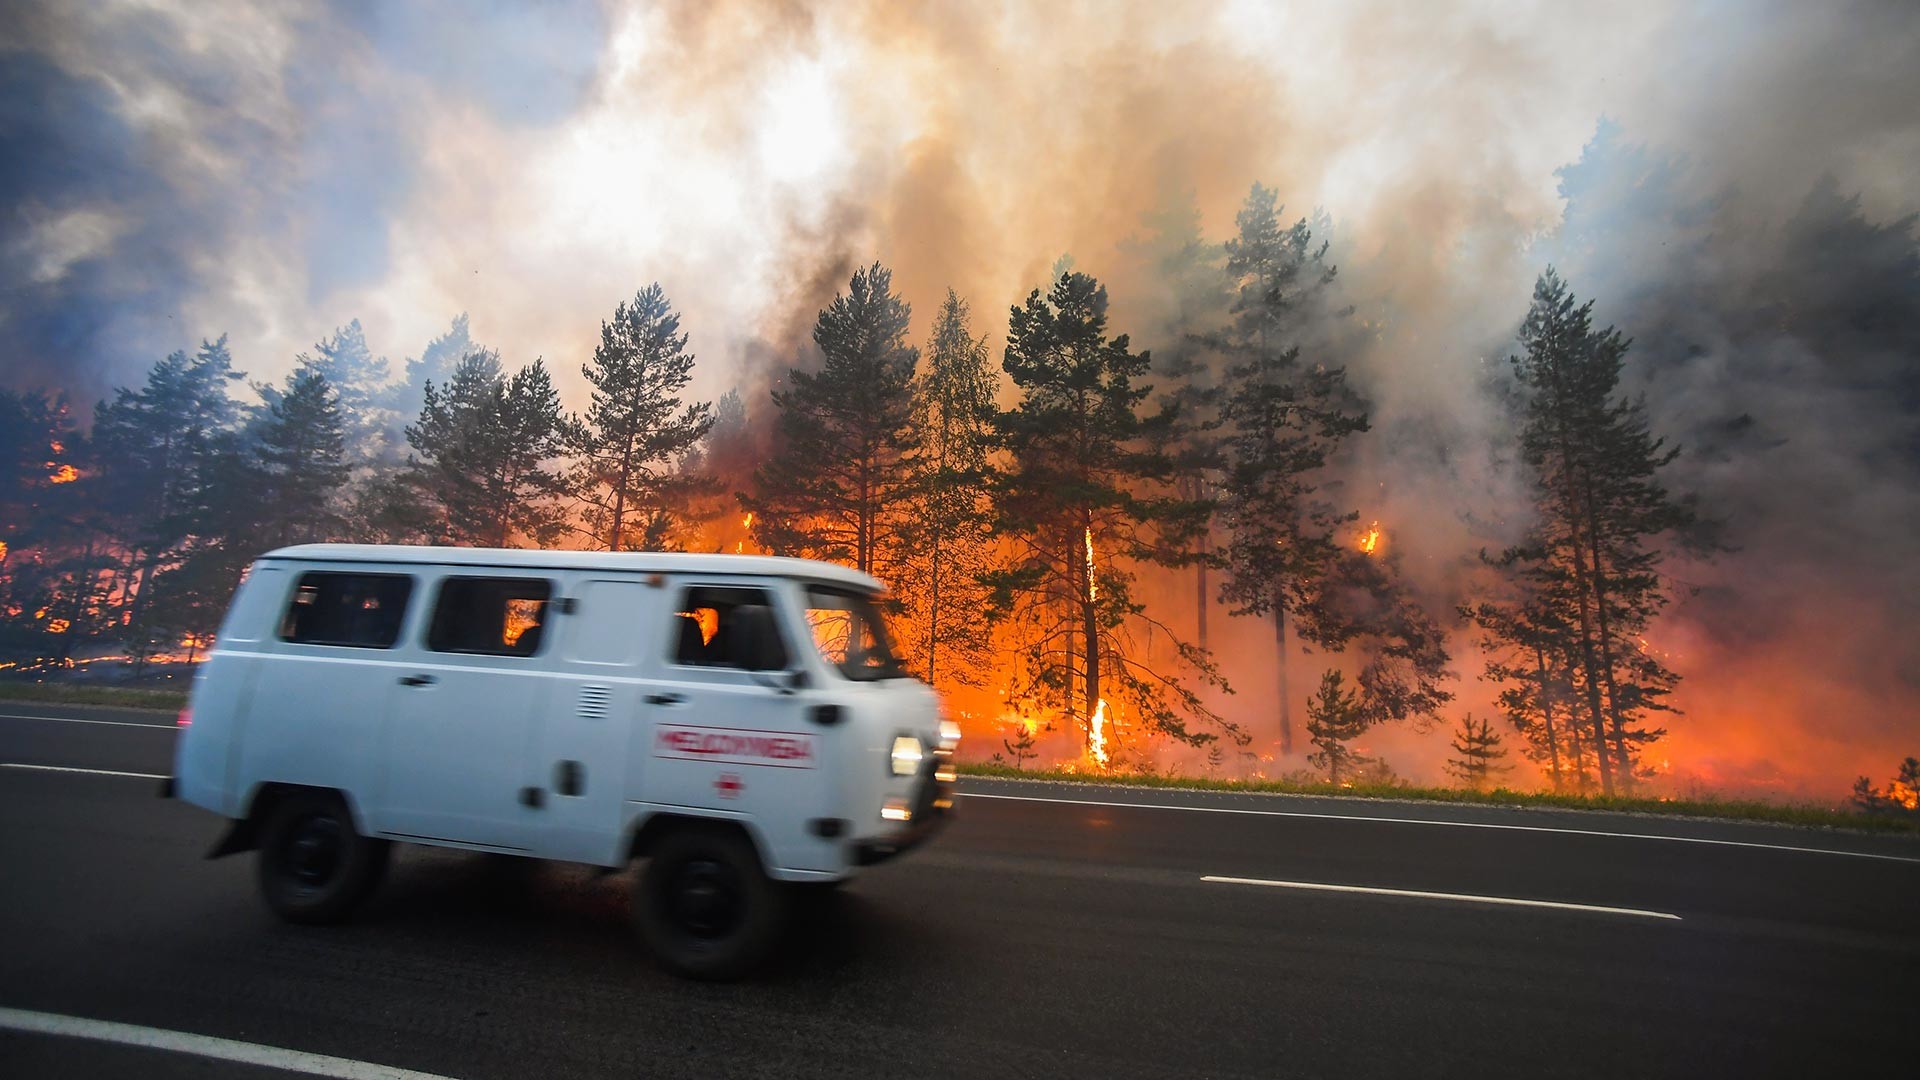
(0, 540, 8, 562)
(48, 464, 77, 484)
(736, 512, 755, 554)
(46, 618, 70, 634)
(1089, 698, 1110, 768)
(1358, 521, 1382, 555)
(1084, 525, 1098, 602)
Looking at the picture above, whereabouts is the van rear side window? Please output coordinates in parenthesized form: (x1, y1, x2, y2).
(280, 572, 413, 648)
(428, 577, 554, 657)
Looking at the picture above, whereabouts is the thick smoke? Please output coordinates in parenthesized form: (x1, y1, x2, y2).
(3, 0, 1915, 794)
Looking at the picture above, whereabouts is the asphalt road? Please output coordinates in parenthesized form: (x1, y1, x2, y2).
(2, 703, 1916, 1079)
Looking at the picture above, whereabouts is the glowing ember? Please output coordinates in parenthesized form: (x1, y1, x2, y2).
(46, 618, 70, 634)
(0, 540, 8, 561)
(1089, 698, 1110, 767)
(1358, 521, 1382, 555)
(48, 464, 77, 484)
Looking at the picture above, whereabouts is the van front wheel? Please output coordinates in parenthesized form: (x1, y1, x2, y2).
(257, 792, 389, 925)
(636, 827, 785, 980)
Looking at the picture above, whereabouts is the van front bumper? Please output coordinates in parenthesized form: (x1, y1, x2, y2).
(854, 759, 955, 866)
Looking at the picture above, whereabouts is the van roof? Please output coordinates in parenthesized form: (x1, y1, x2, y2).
(260, 544, 886, 593)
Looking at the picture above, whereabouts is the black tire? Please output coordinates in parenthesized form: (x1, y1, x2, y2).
(256, 791, 390, 925)
(635, 825, 786, 980)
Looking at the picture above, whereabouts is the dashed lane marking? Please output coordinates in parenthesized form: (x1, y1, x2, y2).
(1203, 874, 1683, 920)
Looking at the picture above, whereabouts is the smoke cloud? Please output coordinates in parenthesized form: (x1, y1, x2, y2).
(3, 0, 1915, 795)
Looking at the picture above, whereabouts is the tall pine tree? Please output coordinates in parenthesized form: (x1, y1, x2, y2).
(567, 284, 715, 551)
(749, 262, 920, 576)
(404, 351, 568, 547)
(1478, 270, 1701, 794)
(987, 271, 1228, 758)
(256, 367, 351, 547)
(1215, 185, 1369, 755)
(894, 290, 999, 688)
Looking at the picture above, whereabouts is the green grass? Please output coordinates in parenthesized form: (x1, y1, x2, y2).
(0, 682, 188, 712)
(958, 761, 1920, 836)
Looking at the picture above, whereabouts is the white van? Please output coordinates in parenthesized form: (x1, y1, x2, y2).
(167, 544, 956, 978)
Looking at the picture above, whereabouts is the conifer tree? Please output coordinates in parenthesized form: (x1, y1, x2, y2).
(89, 337, 247, 631)
(1129, 193, 1231, 649)
(894, 289, 998, 687)
(1479, 270, 1701, 794)
(1445, 714, 1511, 790)
(986, 270, 1229, 755)
(567, 284, 714, 551)
(1304, 669, 1368, 785)
(291, 320, 395, 464)
(404, 351, 568, 547)
(256, 367, 351, 546)
(1215, 185, 1370, 755)
(749, 262, 920, 576)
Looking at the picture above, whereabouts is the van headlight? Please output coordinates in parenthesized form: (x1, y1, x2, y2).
(890, 735, 924, 777)
(939, 719, 962, 750)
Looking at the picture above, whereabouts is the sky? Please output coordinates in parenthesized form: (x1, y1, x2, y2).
(4, 0, 1917, 795)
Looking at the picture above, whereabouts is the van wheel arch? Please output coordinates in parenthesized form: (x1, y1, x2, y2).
(211, 783, 369, 859)
(625, 812, 769, 866)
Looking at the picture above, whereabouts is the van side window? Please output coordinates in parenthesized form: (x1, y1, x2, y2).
(427, 577, 554, 657)
(280, 572, 413, 648)
(671, 587, 789, 672)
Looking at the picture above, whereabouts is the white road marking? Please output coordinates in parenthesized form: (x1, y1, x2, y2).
(0, 712, 176, 729)
(0, 763, 166, 780)
(964, 790, 1920, 865)
(0, 1006, 458, 1079)
(1202, 875, 1683, 920)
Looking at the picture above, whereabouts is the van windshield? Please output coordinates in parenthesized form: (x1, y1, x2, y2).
(804, 586, 906, 681)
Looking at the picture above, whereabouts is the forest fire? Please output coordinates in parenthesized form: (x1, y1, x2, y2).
(1, 0, 1915, 816)
(1089, 699, 1110, 769)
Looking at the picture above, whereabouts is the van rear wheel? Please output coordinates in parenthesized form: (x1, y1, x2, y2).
(636, 826, 785, 980)
(257, 791, 389, 925)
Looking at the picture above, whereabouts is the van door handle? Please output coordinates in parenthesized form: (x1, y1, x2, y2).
(645, 692, 686, 706)
(398, 674, 437, 687)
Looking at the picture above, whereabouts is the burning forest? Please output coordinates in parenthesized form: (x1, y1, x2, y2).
(3, 0, 1918, 808)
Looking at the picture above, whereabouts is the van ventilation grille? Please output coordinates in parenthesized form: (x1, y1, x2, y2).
(578, 685, 610, 720)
